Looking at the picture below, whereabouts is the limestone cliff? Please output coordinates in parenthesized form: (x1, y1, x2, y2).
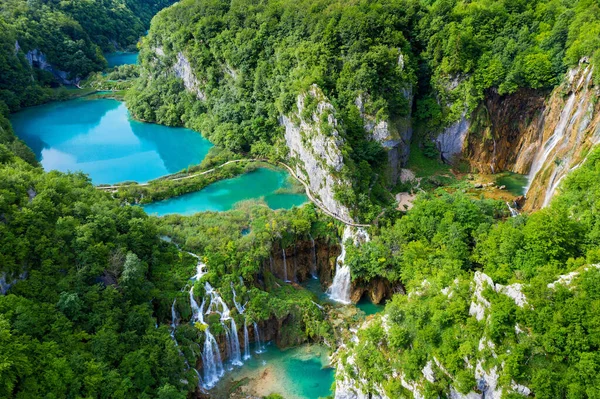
(355, 82, 413, 185)
(522, 61, 599, 209)
(452, 58, 598, 210)
(173, 52, 206, 100)
(334, 272, 532, 399)
(24, 47, 80, 85)
(435, 114, 470, 164)
(281, 85, 354, 222)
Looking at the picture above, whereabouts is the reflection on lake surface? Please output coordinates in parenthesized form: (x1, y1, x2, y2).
(10, 98, 212, 184)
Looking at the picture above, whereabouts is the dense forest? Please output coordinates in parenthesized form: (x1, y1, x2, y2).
(1, 0, 600, 398)
(127, 0, 600, 221)
(341, 148, 600, 397)
(0, 0, 176, 112)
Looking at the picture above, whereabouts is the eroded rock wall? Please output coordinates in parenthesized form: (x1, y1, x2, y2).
(458, 59, 598, 210)
(281, 85, 354, 222)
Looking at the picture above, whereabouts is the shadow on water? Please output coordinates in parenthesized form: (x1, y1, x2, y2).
(10, 99, 119, 159)
(129, 118, 212, 174)
(10, 98, 212, 184)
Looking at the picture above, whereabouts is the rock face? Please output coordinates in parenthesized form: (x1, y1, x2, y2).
(281, 85, 354, 222)
(350, 278, 400, 304)
(435, 114, 470, 164)
(25, 48, 79, 85)
(173, 52, 206, 100)
(267, 238, 340, 289)
(0, 271, 27, 295)
(355, 86, 414, 185)
(335, 272, 532, 399)
(465, 88, 546, 174)
(464, 59, 599, 210)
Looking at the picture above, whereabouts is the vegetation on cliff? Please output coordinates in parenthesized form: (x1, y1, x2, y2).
(0, 0, 176, 111)
(340, 148, 600, 397)
(126, 0, 600, 221)
(0, 111, 337, 396)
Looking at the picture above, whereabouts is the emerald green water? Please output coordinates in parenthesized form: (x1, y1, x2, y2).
(10, 98, 212, 184)
(212, 344, 333, 399)
(495, 172, 528, 196)
(142, 168, 308, 215)
(105, 52, 139, 67)
(356, 296, 385, 315)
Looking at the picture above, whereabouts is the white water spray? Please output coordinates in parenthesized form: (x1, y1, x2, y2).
(328, 226, 369, 304)
(506, 201, 519, 217)
(243, 321, 251, 360)
(253, 322, 264, 353)
(282, 248, 289, 282)
(526, 93, 577, 192)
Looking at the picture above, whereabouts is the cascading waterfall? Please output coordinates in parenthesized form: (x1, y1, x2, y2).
(170, 299, 178, 345)
(188, 252, 207, 281)
(189, 286, 202, 321)
(253, 322, 264, 353)
(328, 226, 370, 304)
(269, 256, 274, 273)
(231, 282, 246, 314)
(188, 285, 224, 389)
(202, 329, 224, 388)
(309, 234, 318, 278)
(282, 248, 288, 282)
(229, 318, 243, 366)
(243, 322, 251, 360)
(205, 282, 243, 367)
(506, 201, 519, 217)
(232, 281, 251, 361)
(526, 93, 577, 192)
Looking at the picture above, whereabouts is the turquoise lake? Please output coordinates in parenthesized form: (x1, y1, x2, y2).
(142, 168, 308, 215)
(105, 52, 139, 67)
(10, 98, 213, 184)
(212, 344, 333, 399)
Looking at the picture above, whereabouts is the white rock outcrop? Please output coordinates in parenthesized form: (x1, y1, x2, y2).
(355, 86, 413, 185)
(173, 52, 206, 100)
(281, 85, 353, 222)
(25, 48, 78, 85)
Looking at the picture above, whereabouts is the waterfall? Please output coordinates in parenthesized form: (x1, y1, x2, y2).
(328, 226, 369, 304)
(202, 329, 224, 388)
(228, 318, 243, 366)
(253, 322, 264, 353)
(231, 282, 245, 314)
(170, 299, 178, 345)
(205, 282, 231, 320)
(171, 299, 178, 329)
(526, 93, 577, 192)
(269, 256, 274, 273)
(189, 286, 203, 321)
(205, 282, 243, 368)
(282, 248, 288, 282)
(309, 234, 318, 278)
(243, 321, 251, 360)
(506, 201, 519, 217)
(187, 252, 207, 281)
